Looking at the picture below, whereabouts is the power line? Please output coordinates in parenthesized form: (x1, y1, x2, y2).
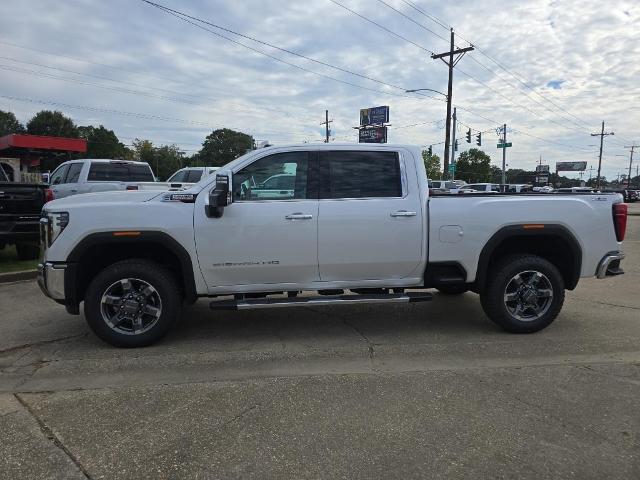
(329, 0, 598, 143)
(326, 0, 435, 55)
(0, 57, 320, 122)
(391, 0, 601, 132)
(0, 41, 322, 122)
(373, 0, 449, 44)
(141, 0, 443, 103)
(0, 94, 319, 138)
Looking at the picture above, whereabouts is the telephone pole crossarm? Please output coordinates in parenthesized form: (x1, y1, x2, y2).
(431, 46, 474, 61)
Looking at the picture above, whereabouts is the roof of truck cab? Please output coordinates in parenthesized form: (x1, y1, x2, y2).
(67, 159, 150, 164)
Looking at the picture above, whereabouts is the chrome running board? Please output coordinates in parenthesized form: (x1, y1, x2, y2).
(209, 292, 432, 311)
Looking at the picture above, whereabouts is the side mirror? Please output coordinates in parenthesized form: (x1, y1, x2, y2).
(206, 174, 230, 218)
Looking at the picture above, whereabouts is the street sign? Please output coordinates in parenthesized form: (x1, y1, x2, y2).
(497, 142, 512, 148)
(448, 163, 456, 173)
(360, 106, 389, 126)
(358, 126, 387, 143)
(556, 161, 587, 172)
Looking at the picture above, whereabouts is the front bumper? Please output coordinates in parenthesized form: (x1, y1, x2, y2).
(37, 262, 67, 300)
(596, 251, 625, 279)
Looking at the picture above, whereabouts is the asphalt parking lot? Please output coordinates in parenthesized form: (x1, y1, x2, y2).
(1, 211, 639, 479)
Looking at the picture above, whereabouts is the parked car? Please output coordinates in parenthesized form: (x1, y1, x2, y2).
(457, 183, 501, 193)
(0, 165, 48, 259)
(429, 180, 458, 194)
(506, 184, 534, 193)
(532, 186, 554, 193)
(555, 187, 595, 193)
(166, 166, 219, 188)
(47, 159, 164, 199)
(38, 143, 626, 347)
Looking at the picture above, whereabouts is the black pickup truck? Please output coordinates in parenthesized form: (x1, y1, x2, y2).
(0, 168, 47, 260)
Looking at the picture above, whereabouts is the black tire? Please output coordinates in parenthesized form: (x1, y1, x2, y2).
(436, 285, 469, 295)
(84, 259, 181, 348)
(15, 243, 40, 260)
(480, 254, 565, 333)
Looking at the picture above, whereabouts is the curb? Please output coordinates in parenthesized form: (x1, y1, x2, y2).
(0, 269, 37, 284)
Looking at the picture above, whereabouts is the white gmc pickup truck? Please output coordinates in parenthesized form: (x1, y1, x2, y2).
(37, 144, 627, 347)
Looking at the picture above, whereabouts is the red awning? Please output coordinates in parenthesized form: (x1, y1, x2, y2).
(0, 134, 87, 153)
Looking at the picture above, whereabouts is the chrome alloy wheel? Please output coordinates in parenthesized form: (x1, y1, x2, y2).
(100, 278, 162, 335)
(503, 270, 553, 322)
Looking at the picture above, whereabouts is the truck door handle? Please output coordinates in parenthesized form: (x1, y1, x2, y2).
(390, 210, 417, 217)
(285, 213, 313, 220)
(70, 189, 78, 193)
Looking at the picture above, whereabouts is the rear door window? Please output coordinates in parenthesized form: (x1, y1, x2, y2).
(321, 151, 402, 199)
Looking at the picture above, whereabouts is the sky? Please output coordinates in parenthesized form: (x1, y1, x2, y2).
(0, 0, 638, 180)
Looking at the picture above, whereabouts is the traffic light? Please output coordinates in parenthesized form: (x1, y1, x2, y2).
(476, 132, 482, 146)
(428, 145, 432, 156)
(454, 139, 459, 151)
(466, 128, 471, 143)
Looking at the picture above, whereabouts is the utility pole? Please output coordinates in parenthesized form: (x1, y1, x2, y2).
(321, 110, 333, 143)
(591, 121, 614, 189)
(501, 124, 507, 190)
(431, 29, 474, 178)
(451, 107, 457, 180)
(624, 144, 637, 188)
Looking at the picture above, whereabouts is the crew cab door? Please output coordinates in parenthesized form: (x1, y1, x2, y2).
(51, 162, 84, 198)
(317, 149, 424, 281)
(194, 150, 319, 289)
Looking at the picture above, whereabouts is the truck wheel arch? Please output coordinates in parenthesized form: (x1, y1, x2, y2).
(476, 224, 582, 293)
(65, 231, 198, 309)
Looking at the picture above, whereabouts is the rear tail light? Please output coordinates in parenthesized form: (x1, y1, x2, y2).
(613, 203, 627, 242)
(126, 185, 139, 191)
(45, 188, 54, 202)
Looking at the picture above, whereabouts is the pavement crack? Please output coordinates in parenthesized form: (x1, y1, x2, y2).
(574, 298, 640, 310)
(220, 403, 260, 429)
(303, 306, 375, 360)
(14, 393, 92, 479)
(0, 333, 87, 356)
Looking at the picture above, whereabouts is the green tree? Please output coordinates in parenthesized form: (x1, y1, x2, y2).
(132, 139, 184, 180)
(199, 128, 254, 167)
(422, 150, 442, 180)
(455, 148, 493, 183)
(0, 110, 25, 136)
(78, 125, 129, 159)
(26, 110, 79, 138)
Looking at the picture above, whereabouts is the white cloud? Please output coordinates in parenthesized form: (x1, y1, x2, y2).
(0, 0, 637, 179)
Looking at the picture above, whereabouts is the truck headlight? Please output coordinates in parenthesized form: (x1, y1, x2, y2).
(41, 212, 69, 246)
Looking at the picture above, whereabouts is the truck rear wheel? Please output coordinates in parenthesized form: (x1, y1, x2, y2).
(84, 259, 181, 347)
(480, 254, 564, 333)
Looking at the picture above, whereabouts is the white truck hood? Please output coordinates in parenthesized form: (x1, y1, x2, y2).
(45, 190, 164, 209)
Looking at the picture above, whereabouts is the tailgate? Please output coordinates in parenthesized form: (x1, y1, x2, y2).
(0, 183, 46, 215)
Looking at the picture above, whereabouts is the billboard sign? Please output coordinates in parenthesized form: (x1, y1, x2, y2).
(359, 126, 387, 143)
(556, 161, 587, 172)
(360, 106, 389, 126)
(535, 164, 550, 173)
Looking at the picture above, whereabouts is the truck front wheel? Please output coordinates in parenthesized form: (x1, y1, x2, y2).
(84, 259, 181, 347)
(480, 254, 565, 333)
